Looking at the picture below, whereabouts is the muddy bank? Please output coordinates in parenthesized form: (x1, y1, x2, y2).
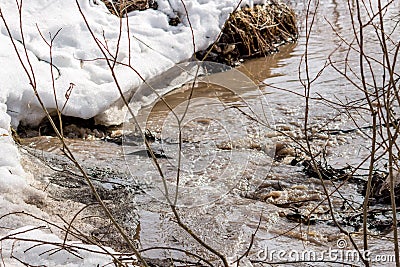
(16, 115, 121, 140)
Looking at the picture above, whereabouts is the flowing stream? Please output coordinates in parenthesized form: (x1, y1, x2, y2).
(21, 0, 399, 266)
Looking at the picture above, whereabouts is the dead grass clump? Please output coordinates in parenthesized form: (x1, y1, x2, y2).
(101, 0, 157, 16)
(197, 2, 298, 65)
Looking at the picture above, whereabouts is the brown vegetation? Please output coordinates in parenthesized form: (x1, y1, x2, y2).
(197, 3, 298, 65)
(102, 0, 158, 16)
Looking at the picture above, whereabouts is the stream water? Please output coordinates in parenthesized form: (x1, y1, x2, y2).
(21, 0, 399, 266)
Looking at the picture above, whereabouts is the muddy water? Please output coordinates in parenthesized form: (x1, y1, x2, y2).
(22, 0, 399, 266)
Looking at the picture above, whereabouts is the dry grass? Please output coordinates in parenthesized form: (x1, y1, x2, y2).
(199, 3, 298, 65)
(102, 0, 154, 16)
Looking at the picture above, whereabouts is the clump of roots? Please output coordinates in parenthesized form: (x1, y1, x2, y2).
(197, 2, 298, 65)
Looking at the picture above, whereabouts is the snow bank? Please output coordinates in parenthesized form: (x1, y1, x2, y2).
(0, 102, 45, 223)
(0, 0, 262, 127)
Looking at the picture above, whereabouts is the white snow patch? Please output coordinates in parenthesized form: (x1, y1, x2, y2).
(1, 226, 122, 267)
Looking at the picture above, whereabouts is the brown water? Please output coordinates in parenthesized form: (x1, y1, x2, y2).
(22, 0, 399, 266)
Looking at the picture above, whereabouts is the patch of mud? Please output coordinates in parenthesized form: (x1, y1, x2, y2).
(17, 115, 121, 140)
